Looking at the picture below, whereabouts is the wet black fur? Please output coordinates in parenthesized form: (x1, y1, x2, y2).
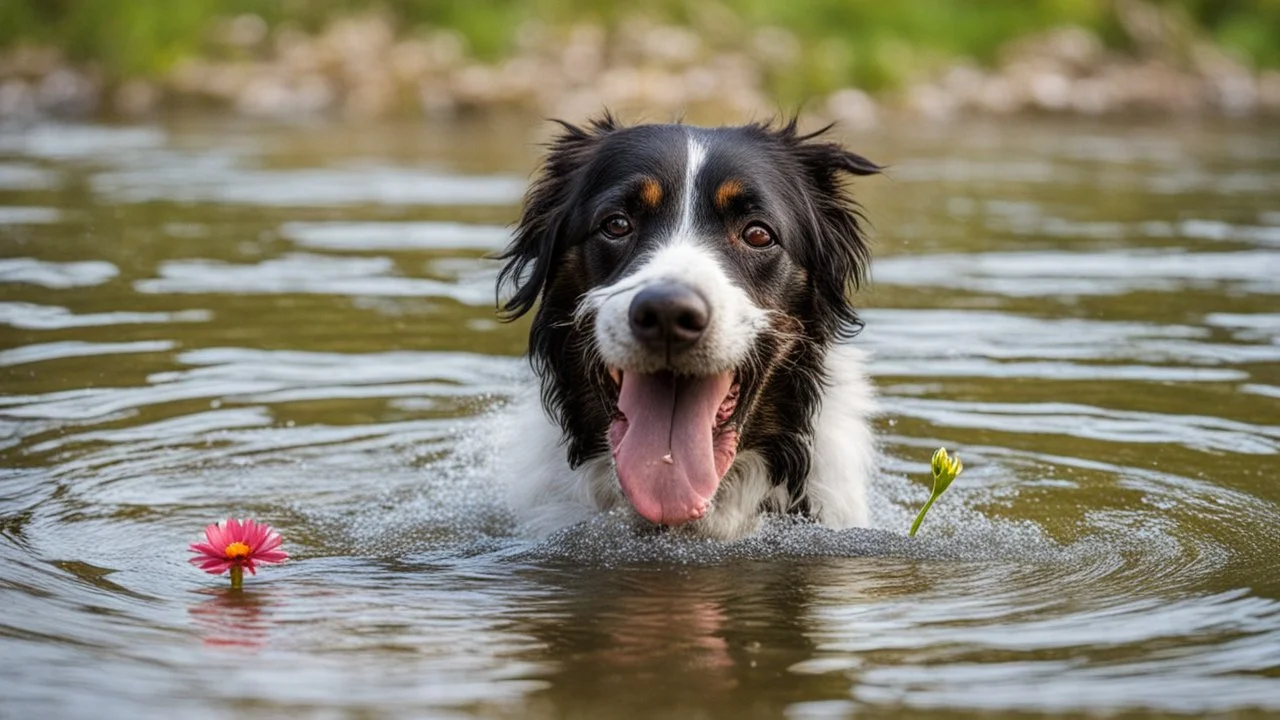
(498, 114, 879, 513)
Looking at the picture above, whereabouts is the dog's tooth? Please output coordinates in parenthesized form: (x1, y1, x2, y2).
(661, 453, 674, 464)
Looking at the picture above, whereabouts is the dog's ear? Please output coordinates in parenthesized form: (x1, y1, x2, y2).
(783, 121, 881, 340)
(497, 114, 619, 319)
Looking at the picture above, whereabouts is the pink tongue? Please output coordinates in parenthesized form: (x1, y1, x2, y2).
(613, 371, 735, 526)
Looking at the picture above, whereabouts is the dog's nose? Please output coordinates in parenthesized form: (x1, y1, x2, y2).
(629, 282, 710, 351)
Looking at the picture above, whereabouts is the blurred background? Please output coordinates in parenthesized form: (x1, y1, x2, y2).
(1, 0, 1278, 125)
(3, 3, 1280, 718)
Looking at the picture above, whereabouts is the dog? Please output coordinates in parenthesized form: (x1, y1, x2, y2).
(496, 114, 880, 540)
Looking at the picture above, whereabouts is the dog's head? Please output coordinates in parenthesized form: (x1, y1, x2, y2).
(499, 115, 878, 528)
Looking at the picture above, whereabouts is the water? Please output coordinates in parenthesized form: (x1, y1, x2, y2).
(2, 115, 1279, 718)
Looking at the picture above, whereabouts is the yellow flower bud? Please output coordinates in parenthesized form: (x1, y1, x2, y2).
(911, 447, 965, 537)
(931, 447, 962, 495)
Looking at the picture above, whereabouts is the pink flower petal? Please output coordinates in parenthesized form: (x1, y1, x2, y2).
(243, 559, 257, 575)
(204, 522, 227, 550)
(255, 551, 288, 563)
(189, 542, 220, 558)
(193, 557, 232, 574)
(258, 533, 282, 553)
(216, 519, 236, 546)
(247, 521, 268, 550)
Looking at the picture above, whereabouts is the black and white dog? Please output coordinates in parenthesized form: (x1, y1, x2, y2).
(497, 115, 880, 539)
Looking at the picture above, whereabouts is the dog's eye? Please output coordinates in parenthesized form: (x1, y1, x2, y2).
(601, 214, 633, 238)
(741, 224, 774, 248)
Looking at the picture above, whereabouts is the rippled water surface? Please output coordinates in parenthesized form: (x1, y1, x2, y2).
(2, 116, 1279, 718)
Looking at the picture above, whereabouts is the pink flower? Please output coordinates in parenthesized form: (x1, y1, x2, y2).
(189, 518, 287, 576)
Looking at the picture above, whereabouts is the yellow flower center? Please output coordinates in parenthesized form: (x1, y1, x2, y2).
(224, 541, 251, 560)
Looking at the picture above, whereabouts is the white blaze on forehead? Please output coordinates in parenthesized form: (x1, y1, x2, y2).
(676, 134, 708, 239)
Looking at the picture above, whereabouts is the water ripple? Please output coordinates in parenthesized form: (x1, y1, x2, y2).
(0, 123, 166, 160)
(0, 162, 59, 190)
(282, 220, 511, 251)
(875, 249, 1280, 296)
(0, 206, 61, 224)
(864, 309, 1280, 365)
(134, 253, 492, 303)
(0, 340, 176, 368)
(0, 258, 118, 289)
(888, 397, 1280, 454)
(0, 302, 211, 330)
(94, 163, 525, 207)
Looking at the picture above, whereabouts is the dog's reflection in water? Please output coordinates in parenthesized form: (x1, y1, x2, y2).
(512, 557, 929, 713)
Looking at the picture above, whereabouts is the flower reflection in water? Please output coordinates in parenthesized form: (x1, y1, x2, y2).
(188, 587, 280, 649)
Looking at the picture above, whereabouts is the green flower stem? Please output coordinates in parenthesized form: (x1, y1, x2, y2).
(909, 493, 940, 537)
(229, 565, 243, 590)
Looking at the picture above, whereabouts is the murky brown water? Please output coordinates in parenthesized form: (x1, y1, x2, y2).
(2, 115, 1279, 719)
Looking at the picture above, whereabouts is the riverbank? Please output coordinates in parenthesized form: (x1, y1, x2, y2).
(2, 7, 1277, 126)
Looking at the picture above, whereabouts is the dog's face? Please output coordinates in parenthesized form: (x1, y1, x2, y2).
(500, 116, 878, 528)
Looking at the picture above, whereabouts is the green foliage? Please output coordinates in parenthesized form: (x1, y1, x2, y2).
(1192, 0, 1280, 67)
(1, 0, 215, 74)
(736, 0, 1111, 92)
(1, 0, 1274, 89)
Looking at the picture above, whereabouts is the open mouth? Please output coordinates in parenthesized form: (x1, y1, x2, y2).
(606, 367, 741, 526)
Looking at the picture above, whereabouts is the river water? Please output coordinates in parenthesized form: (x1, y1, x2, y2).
(1, 115, 1278, 718)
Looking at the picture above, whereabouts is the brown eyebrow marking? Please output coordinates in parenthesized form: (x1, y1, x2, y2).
(715, 178, 744, 210)
(639, 178, 663, 208)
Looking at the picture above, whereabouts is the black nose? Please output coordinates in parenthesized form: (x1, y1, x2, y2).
(629, 282, 710, 351)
